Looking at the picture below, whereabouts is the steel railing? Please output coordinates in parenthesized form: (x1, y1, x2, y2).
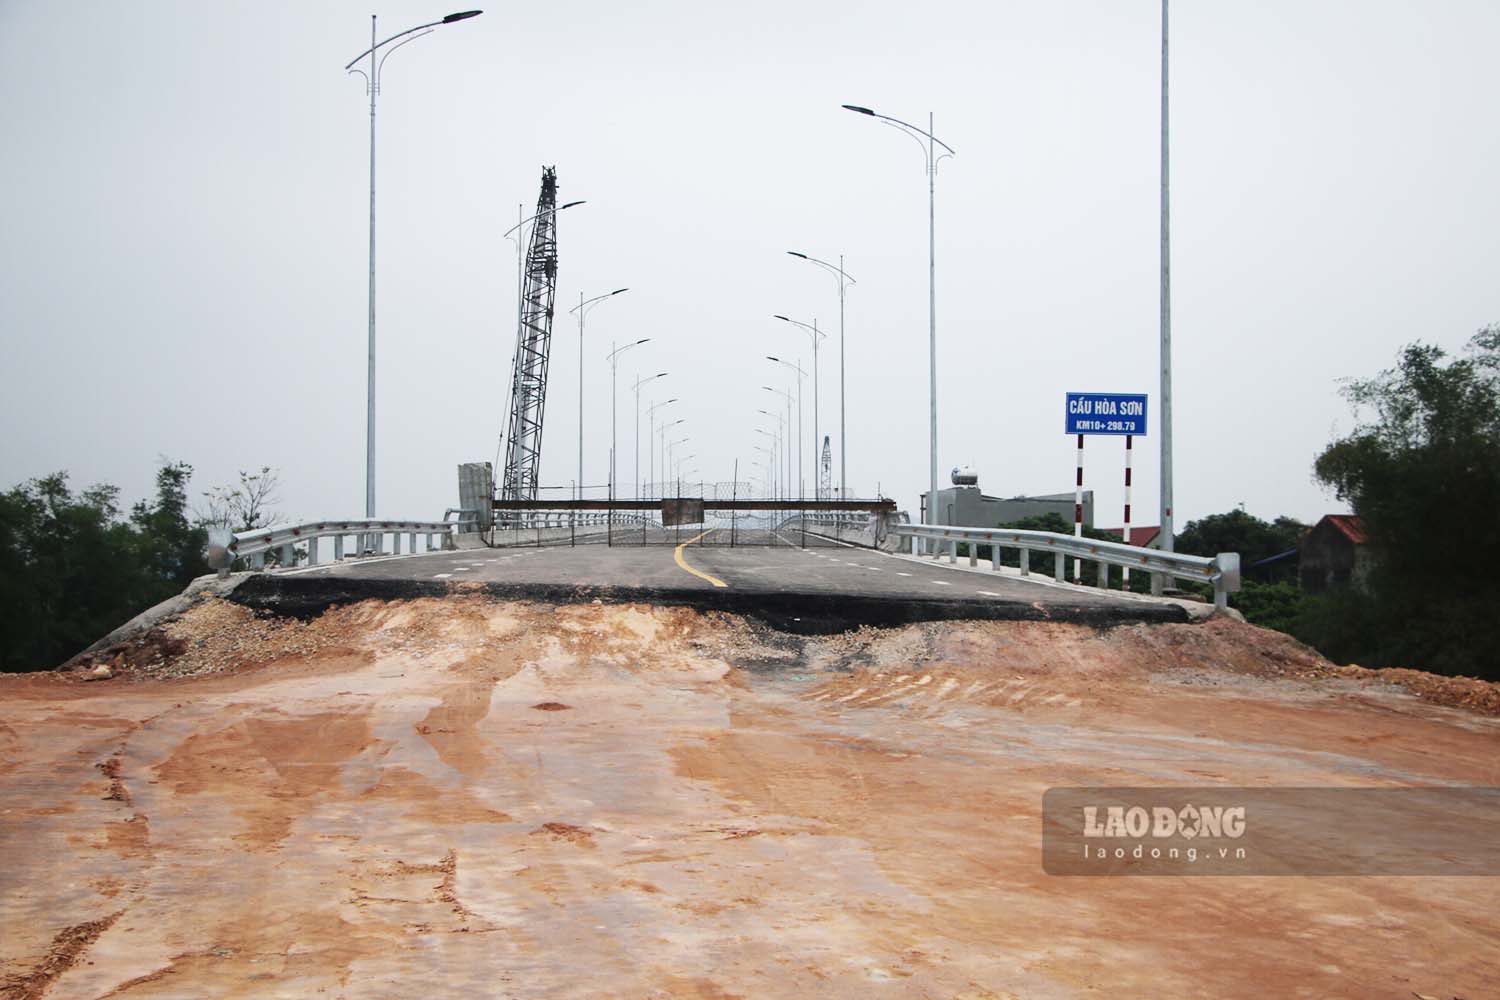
(209, 518, 459, 575)
(893, 524, 1241, 610)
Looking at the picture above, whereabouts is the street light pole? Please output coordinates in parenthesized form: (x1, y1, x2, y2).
(1158, 0, 1176, 587)
(787, 253, 855, 498)
(762, 385, 796, 499)
(633, 374, 668, 500)
(661, 424, 686, 499)
(771, 316, 825, 497)
(568, 287, 629, 500)
(605, 339, 650, 499)
(345, 10, 482, 524)
(766, 359, 806, 498)
(841, 104, 953, 543)
(648, 404, 680, 500)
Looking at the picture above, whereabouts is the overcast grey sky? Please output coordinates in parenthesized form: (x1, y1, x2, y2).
(2, 0, 1496, 529)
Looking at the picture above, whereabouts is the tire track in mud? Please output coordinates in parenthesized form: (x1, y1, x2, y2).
(0, 910, 124, 1000)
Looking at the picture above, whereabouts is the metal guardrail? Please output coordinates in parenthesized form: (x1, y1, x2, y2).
(893, 524, 1241, 610)
(210, 518, 457, 575)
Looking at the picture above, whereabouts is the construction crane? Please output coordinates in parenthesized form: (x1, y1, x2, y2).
(499, 168, 560, 511)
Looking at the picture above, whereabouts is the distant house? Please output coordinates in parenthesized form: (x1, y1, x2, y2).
(1102, 526, 1163, 549)
(1299, 515, 1372, 592)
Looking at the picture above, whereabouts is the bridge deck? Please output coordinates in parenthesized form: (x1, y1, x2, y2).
(275, 530, 1191, 629)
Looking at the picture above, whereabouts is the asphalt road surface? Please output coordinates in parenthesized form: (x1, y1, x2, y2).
(255, 528, 1190, 630)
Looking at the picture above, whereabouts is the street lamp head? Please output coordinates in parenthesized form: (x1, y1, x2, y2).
(773, 314, 791, 322)
(611, 287, 629, 296)
(635, 338, 651, 346)
(841, 104, 876, 116)
(786, 251, 808, 260)
(559, 200, 586, 210)
(766, 355, 781, 363)
(442, 10, 483, 22)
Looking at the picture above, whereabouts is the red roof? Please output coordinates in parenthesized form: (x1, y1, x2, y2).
(1103, 526, 1161, 547)
(1321, 514, 1367, 545)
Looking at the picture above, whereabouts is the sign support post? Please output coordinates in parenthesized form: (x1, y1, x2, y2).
(1073, 433, 1085, 582)
(1065, 392, 1149, 590)
(1123, 434, 1133, 588)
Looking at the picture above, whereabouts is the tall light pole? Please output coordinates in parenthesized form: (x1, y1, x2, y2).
(1157, 0, 1175, 588)
(785, 254, 855, 497)
(762, 386, 796, 499)
(648, 404, 680, 500)
(661, 425, 687, 498)
(667, 437, 690, 494)
(633, 375, 668, 499)
(568, 288, 628, 499)
(755, 423, 781, 499)
(345, 10, 482, 521)
(766, 359, 806, 498)
(841, 104, 954, 540)
(605, 339, 650, 499)
(772, 317, 825, 497)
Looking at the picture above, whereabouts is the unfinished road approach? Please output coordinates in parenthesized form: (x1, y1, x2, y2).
(2, 559, 1498, 998)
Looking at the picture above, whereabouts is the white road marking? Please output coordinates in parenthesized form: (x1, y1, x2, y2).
(977, 590, 1001, 597)
(896, 572, 913, 577)
(433, 573, 453, 579)
(930, 580, 952, 586)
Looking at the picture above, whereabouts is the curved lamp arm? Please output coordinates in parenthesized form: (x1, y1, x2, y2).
(344, 11, 482, 70)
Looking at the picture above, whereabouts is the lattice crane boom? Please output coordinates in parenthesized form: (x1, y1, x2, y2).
(500, 167, 560, 505)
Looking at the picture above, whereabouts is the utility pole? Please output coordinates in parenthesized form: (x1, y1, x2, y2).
(1157, 0, 1175, 591)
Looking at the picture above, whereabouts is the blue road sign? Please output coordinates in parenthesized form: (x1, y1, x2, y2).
(1065, 393, 1148, 435)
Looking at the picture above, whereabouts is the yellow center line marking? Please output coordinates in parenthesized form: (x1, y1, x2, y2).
(674, 529, 728, 588)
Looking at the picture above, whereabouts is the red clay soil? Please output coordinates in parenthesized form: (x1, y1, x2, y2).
(1, 597, 1496, 998)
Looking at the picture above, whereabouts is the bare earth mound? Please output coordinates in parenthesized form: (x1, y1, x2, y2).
(2, 597, 1497, 998)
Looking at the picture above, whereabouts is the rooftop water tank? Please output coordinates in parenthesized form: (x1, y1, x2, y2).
(951, 465, 979, 487)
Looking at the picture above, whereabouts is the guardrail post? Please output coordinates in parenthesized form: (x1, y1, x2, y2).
(1053, 550, 1064, 582)
(392, 532, 402, 555)
(307, 537, 319, 566)
(991, 543, 1002, 572)
(408, 531, 417, 553)
(279, 542, 294, 566)
(1018, 547, 1029, 576)
(1098, 561, 1111, 589)
(948, 539, 957, 564)
(968, 543, 978, 568)
(334, 535, 344, 561)
(251, 551, 265, 570)
(1213, 552, 1241, 612)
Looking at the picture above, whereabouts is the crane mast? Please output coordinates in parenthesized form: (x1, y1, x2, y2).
(499, 168, 560, 509)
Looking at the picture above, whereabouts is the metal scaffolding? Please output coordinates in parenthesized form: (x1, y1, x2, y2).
(499, 168, 561, 507)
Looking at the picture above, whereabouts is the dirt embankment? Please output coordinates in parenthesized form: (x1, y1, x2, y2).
(3, 596, 1497, 998)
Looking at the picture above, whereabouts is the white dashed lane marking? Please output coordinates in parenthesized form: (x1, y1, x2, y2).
(930, 580, 952, 586)
(896, 572, 913, 577)
(433, 573, 452, 579)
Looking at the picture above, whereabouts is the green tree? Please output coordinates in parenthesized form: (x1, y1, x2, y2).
(1177, 508, 1305, 579)
(0, 460, 210, 672)
(1312, 326, 1500, 677)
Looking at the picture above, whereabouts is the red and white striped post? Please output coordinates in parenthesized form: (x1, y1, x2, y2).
(1073, 433, 1084, 582)
(1122, 435, 1134, 588)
